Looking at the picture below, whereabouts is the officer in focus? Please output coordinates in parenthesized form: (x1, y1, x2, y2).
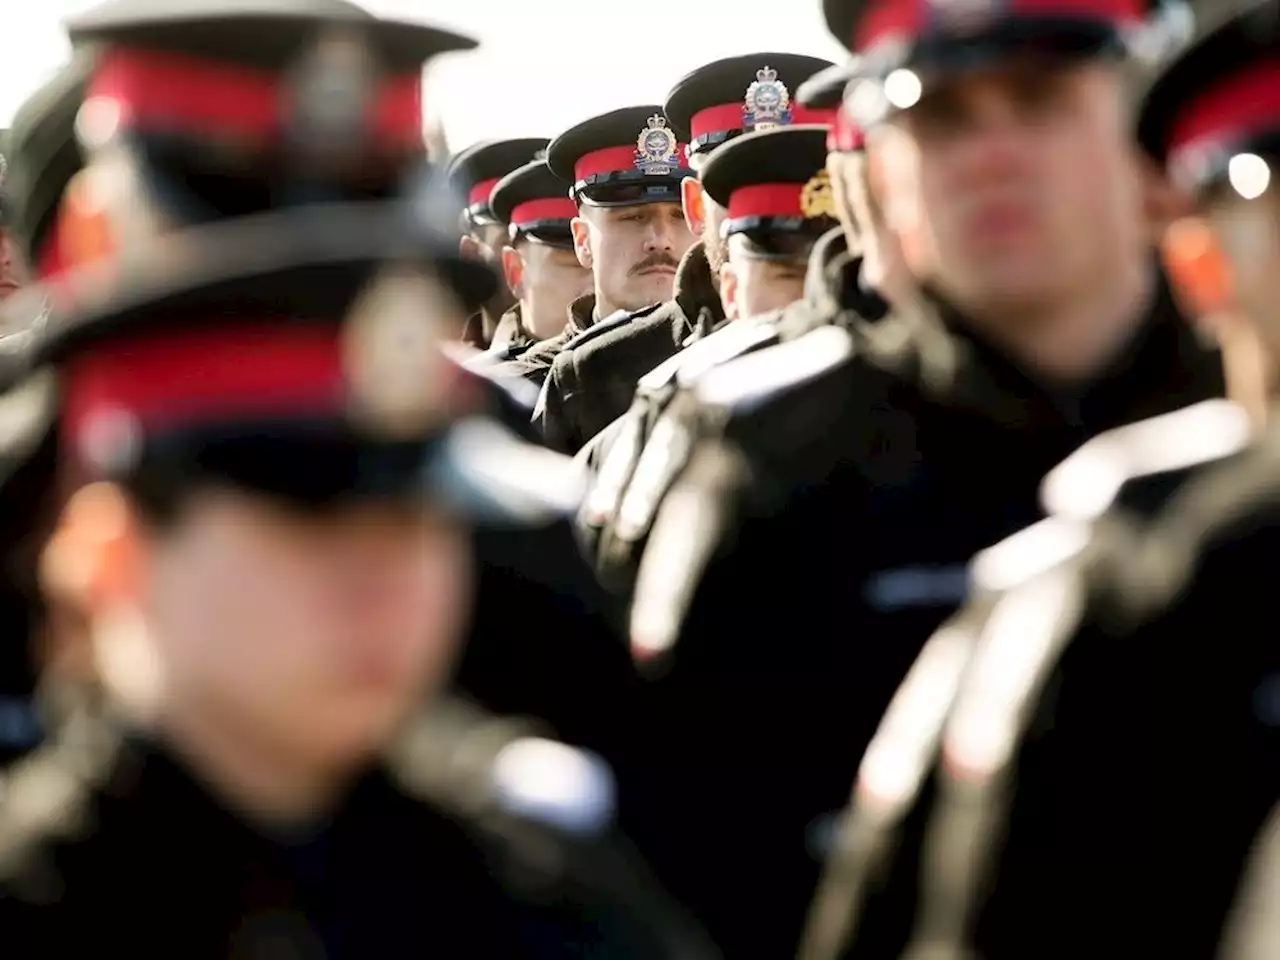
(491, 105, 697, 389)
(533, 54, 834, 455)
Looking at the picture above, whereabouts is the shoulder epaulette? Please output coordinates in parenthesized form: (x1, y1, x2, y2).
(693, 324, 854, 416)
(634, 315, 779, 397)
(1040, 399, 1253, 521)
(557, 307, 647, 354)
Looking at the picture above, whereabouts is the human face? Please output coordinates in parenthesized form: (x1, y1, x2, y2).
(1173, 185, 1280, 363)
(571, 202, 695, 315)
(0, 229, 27, 301)
(144, 489, 473, 771)
(719, 236, 808, 318)
(503, 239, 593, 339)
(866, 59, 1146, 314)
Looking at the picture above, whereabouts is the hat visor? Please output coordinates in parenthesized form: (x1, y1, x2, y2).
(576, 179, 686, 208)
(133, 416, 583, 526)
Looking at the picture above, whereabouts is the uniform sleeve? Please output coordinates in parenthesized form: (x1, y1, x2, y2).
(533, 349, 584, 455)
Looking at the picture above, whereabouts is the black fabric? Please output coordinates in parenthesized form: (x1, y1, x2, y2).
(0, 716, 694, 957)
(621, 266, 1225, 956)
(535, 242, 723, 456)
(489, 294, 597, 389)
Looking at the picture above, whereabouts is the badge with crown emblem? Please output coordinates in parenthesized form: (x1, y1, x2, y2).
(800, 169, 836, 220)
(634, 115, 680, 176)
(743, 66, 792, 132)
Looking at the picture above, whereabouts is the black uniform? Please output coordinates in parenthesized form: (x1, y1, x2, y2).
(0, 700, 715, 957)
(580, 224, 883, 594)
(0, 208, 712, 957)
(533, 54, 836, 456)
(534, 241, 723, 454)
(797, 11, 1280, 957)
(490, 293, 599, 387)
(612, 3, 1226, 951)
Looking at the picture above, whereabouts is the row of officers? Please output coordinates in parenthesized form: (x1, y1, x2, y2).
(0, 0, 1272, 956)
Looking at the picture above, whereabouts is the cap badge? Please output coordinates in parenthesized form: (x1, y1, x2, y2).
(635, 115, 680, 175)
(800, 169, 836, 220)
(286, 30, 377, 163)
(343, 270, 457, 439)
(743, 66, 792, 132)
(929, 0, 997, 36)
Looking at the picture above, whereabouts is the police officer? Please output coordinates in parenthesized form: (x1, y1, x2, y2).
(610, 0, 1225, 953)
(0, 208, 714, 957)
(469, 157, 591, 362)
(489, 105, 696, 391)
(797, 4, 1280, 959)
(533, 54, 834, 455)
(447, 138, 554, 348)
(0, 0, 644, 778)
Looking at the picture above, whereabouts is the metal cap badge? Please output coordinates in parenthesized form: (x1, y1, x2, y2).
(634, 115, 680, 175)
(743, 66, 792, 132)
(342, 268, 461, 439)
(286, 28, 378, 169)
(929, 0, 997, 37)
(800, 169, 836, 220)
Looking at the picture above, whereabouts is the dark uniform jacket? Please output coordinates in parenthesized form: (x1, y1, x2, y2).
(0, 708, 715, 957)
(490, 303, 538, 356)
(577, 229, 882, 593)
(533, 242, 725, 455)
(813, 401, 1279, 960)
(619, 266, 1226, 957)
(490, 295, 597, 389)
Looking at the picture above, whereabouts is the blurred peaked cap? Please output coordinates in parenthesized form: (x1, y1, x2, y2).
(66, 0, 477, 72)
(29, 203, 495, 367)
(5, 50, 94, 263)
(446, 138, 552, 221)
(699, 125, 833, 210)
(1136, 0, 1279, 180)
(663, 52, 838, 145)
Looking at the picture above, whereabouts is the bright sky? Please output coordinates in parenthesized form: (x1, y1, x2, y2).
(0, 1, 848, 150)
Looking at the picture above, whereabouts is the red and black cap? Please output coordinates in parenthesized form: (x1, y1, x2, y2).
(1137, 0, 1279, 197)
(662, 53, 838, 160)
(0, 208, 575, 521)
(64, 0, 475, 224)
(699, 125, 838, 259)
(818, 0, 1189, 126)
(546, 105, 692, 208)
(4, 52, 92, 278)
(489, 160, 577, 248)
(446, 138, 552, 228)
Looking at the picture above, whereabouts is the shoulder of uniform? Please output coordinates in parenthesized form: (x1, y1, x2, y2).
(629, 314, 777, 397)
(693, 324, 856, 418)
(558, 307, 641, 354)
(0, 729, 117, 894)
(1040, 399, 1254, 522)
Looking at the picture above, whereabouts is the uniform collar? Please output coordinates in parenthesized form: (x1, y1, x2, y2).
(566, 294, 597, 338)
(672, 241, 725, 333)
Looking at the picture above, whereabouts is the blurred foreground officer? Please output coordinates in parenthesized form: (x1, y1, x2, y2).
(534, 55, 833, 454)
(801, 5, 1280, 958)
(0, 213, 715, 957)
(473, 158, 591, 361)
(492, 106, 696, 389)
(0, 5, 641, 777)
(447, 138, 552, 348)
(613, 0, 1225, 953)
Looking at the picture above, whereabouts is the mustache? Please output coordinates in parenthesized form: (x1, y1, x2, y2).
(630, 254, 680, 275)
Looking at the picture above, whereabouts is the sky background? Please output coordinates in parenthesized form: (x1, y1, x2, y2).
(0, 1, 849, 151)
